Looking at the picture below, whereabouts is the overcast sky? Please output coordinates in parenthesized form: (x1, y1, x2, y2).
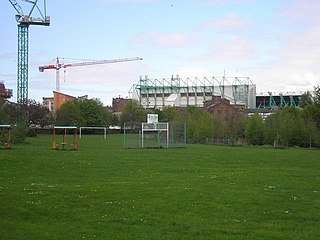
(1, 0, 319, 105)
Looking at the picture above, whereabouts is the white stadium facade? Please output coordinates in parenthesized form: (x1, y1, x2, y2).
(129, 75, 257, 109)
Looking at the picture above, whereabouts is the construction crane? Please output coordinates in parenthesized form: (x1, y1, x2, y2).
(9, 0, 50, 104)
(39, 57, 143, 93)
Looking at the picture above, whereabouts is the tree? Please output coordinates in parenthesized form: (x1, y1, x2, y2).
(56, 98, 112, 127)
(120, 100, 147, 125)
(161, 106, 177, 122)
(3, 102, 27, 124)
(26, 99, 53, 127)
(77, 98, 112, 127)
(301, 104, 320, 147)
(265, 107, 308, 147)
(56, 101, 84, 126)
(0, 97, 9, 124)
(179, 106, 212, 142)
(111, 113, 119, 127)
(245, 113, 265, 145)
(313, 85, 320, 104)
(299, 91, 313, 108)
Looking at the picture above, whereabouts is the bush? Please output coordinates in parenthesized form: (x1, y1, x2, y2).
(11, 124, 28, 144)
(245, 114, 265, 145)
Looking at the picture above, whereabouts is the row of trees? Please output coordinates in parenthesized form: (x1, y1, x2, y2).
(120, 86, 320, 148)
(55, 98, 113, 126)
(0, 98, 113, 143)
(246, 87, 320, 147)
(1, 86, 319, 147)
(0, 98, 53, 143)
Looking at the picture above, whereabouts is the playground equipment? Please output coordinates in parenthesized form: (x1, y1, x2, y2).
(0, 125, 11, 149)
(52, 126, 77, 150)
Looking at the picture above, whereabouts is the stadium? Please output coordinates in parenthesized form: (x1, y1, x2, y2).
(129, 75, 303, 110)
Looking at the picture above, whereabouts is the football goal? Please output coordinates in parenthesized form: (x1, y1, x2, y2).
(123, 121, 186, 149)
(79, 127, 107, 139)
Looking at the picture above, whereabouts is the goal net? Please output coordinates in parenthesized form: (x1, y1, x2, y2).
(142, 122, 169, 148)
(123, 121, 186, 149)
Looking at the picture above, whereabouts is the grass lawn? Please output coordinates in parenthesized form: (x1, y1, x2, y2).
(0, 134, 320, 239)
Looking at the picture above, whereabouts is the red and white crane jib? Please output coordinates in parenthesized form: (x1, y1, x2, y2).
(39, 57, 143, 72)
(38, 57, 143, 92)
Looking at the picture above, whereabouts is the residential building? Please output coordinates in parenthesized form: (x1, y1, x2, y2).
(43, 91, 87, 112)
(0, 82, 13, 99)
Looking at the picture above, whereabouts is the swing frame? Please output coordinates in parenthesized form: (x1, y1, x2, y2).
(52, 126, 77, 150)
(0, 125, 11, 149)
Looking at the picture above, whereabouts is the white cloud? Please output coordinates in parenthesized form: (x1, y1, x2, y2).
(173, 67, 213, 79)
(205, 35, 257, 61)
(279, 0, 320, 24)
(132, 32, 201, 48)
(98, 0, 158, 3)
(204, 0, 256, 6)
(253, 6, 320, 94)
(199, 13, 249, 30)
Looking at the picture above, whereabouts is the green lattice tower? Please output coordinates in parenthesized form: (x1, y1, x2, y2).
(9, 0, 50, 104)
(17, 24, 29, 104)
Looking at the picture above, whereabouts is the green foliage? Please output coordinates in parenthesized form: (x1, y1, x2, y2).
(26, 99, 52, 127)
(301, 104, 320, 147)
(56, 98, 112, 127)
(212, 118, 224, 138)
(180, 106, 212, 142)
(10, 122, 28, 143)
(0, 128, 7, 145)
(0, 99, 50, 144)
(211, 110, 245, 139)
(77, 98, 112, 127)
(1, 99, 53, 128)
(245, 113, 265, 145)
(161, 106, 177, 122)
(56, 101, 84, 126)
(313, 84, 320, 104)
(0, 98, 9, 124)
(120, 100, 147, 125)
(265, 107, 309, 147)
(2, 102, 27, 124)
(111, 113, 119, 126)
(299, 91, 313, 108)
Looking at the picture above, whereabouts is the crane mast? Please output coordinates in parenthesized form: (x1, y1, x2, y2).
(9, 0, 50, 104)
(39, 57, 143, 92)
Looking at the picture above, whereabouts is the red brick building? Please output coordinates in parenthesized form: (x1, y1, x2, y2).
(43, 92, 87, 112)
(112, 97, 130, 113)
(0, 82, 13, 99)
(204, 96, 245, 119)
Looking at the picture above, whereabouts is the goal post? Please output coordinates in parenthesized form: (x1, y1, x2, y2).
(79, 127, 107, 139)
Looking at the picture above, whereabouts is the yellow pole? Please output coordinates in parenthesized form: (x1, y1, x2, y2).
(73, 128, 77, 150)
(7, 127, 11, 149)
(52, 128, 56, 150)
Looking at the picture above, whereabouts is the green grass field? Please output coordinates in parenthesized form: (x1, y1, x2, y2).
(1, 134, 319, 239)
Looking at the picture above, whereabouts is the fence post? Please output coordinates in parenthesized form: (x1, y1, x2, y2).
(123, 123, 126, 148)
